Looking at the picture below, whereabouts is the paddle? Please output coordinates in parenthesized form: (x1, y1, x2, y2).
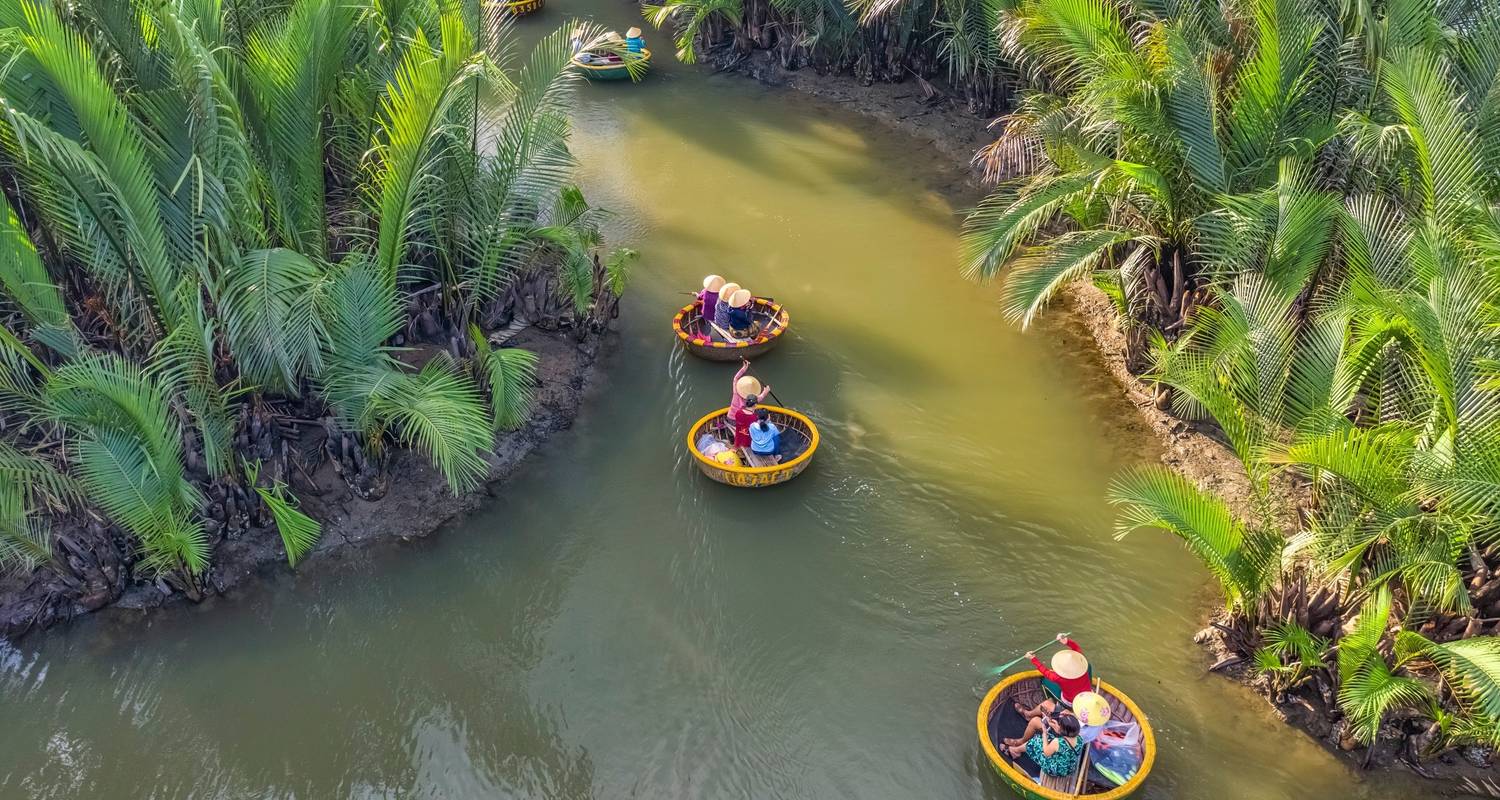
(986, 632, 1072, 677)
(740, 361, 784, 408)
(710, 320, 747, 344)
(1070, 676, 1103, 796)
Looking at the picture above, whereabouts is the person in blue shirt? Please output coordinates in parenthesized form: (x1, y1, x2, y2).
(723, 289, 760, 339)
(748, 408, 780, 461)
(625, 27, 645, 54)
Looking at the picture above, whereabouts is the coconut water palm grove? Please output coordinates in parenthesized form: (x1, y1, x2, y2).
(0, 0, 1498, 796)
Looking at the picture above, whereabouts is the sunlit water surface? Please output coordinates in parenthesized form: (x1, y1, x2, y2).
(0, 7, 1430, 800)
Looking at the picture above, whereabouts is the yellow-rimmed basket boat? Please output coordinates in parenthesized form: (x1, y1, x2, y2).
(496, 0, 543, 15)
(672, 298, 790, 361)
(572, 49, 652, 81)
(978, 671, 1155, 800)
(686, 406, 819, 488)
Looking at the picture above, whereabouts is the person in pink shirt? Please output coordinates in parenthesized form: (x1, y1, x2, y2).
(729, 358, 771, 420)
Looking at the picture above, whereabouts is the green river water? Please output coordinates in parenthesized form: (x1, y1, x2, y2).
(0, 8, 1434, 800)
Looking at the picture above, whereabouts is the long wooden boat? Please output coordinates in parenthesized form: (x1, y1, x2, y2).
(978, 671, 1155, 800)
(572, 49, 651, 81)
(672, 298, 790, 361)
(686, 406, 819, 488)
(497, 0, 543, 15)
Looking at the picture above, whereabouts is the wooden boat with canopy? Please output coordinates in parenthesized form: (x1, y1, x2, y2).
(496, 0, 543, 16)
(686, 406, 818, 488)
(672, 298, 790, 360)
(978, 671, 1155, 800)
(571, 48, 651, 81)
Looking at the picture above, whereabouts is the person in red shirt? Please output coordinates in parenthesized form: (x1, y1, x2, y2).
(1029, 633, 1091, 703)
(733, 395, 760, 451)
(1004, 633, 1093, 748)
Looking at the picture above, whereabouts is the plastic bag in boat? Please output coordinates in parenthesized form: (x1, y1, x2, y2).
(697, 434, 741, 466)
(697, 434, 726, 455)
(1089, 720, 1142, 786)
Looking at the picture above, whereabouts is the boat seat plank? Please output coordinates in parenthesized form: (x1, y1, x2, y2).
(1037, 772, 1076, 793)
(743, 452, 780, 468)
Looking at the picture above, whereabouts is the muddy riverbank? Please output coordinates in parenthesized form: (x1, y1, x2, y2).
(0, 327, 605, 639)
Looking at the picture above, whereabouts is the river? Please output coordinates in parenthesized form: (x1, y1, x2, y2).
(0, 7, 1431, 800)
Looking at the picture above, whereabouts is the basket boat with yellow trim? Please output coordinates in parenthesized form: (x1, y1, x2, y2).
(686, 406, 818, 488)
(672, 298, 789, 361)
(495, 0, 543, 16)
(571, 48, 651, 81)
(978, 671, 1155, 800)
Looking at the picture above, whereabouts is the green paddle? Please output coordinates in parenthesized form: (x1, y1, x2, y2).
(987, 632, 1072, 676)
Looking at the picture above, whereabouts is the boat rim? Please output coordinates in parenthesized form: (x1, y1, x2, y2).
(672, 298, 789, 347)
(977, 670, 1156, 800)
(685, 405, 820, 475)
(571, 48, 652, 70)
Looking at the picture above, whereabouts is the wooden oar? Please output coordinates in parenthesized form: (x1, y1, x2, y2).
(1070, 676, 1102, 796)
(742, 366, 784, 408)
(708, 320, 747, 344)
(987, 633, 1072, 676)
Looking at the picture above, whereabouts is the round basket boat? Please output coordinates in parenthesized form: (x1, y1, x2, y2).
(978, 671, 1155, 800)
(672, 298, 790, 361)
(572, 49, 651, 81)
(497, 0, 543, 15)
(686, 406, 819, 488)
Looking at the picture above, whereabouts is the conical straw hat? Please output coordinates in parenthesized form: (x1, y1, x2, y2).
(718, 282, 741, 300)
(1052, 648, 1089, 680)
(1070, 691, 1111, 727)
(703, 274, 725, 292)
(727, 289, 752, 308)
(736, 375, 762, 398)
(626, 27, 642, 38)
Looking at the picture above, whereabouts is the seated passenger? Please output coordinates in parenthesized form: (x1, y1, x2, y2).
(698, 274, 725, 323)
(733, 396, 760, 452)
(625, 26, 645, 53)
(748, 408, 780, 462)
(1005, 712, 1083, 778)
(725, 289, 760, 339)
(711, 282, 741, 340)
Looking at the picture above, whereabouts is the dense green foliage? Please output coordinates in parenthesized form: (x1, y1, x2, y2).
(0, 0, 624, 590)
(963, 0, 1500, 759)
(646, 0, 1010, 109)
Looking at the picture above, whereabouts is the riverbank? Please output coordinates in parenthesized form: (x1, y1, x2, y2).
(0, 327, 605, 639)
(708, 48, 1492, 793)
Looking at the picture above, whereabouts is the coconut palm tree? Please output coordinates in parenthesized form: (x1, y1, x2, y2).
(0, 0, 624, 592)
(961, 0, 1347, 333)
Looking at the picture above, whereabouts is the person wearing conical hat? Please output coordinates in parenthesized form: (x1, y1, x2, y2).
(625, 26, 645, 54)
(1029, 632, 1091, 704)
(697, 274, 725, 328)
(724, 289, 761, 340)
(710, 281, 740, 340)
(1001, 634, 1093, 769)
(1005, 633, 1092, 727)
(727, 357, 771, 434)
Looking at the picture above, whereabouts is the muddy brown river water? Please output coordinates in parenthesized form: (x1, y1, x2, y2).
(0, 6, 1434, 799)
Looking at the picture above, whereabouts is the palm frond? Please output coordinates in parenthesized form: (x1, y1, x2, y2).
(1111, 465, 1281, 610)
